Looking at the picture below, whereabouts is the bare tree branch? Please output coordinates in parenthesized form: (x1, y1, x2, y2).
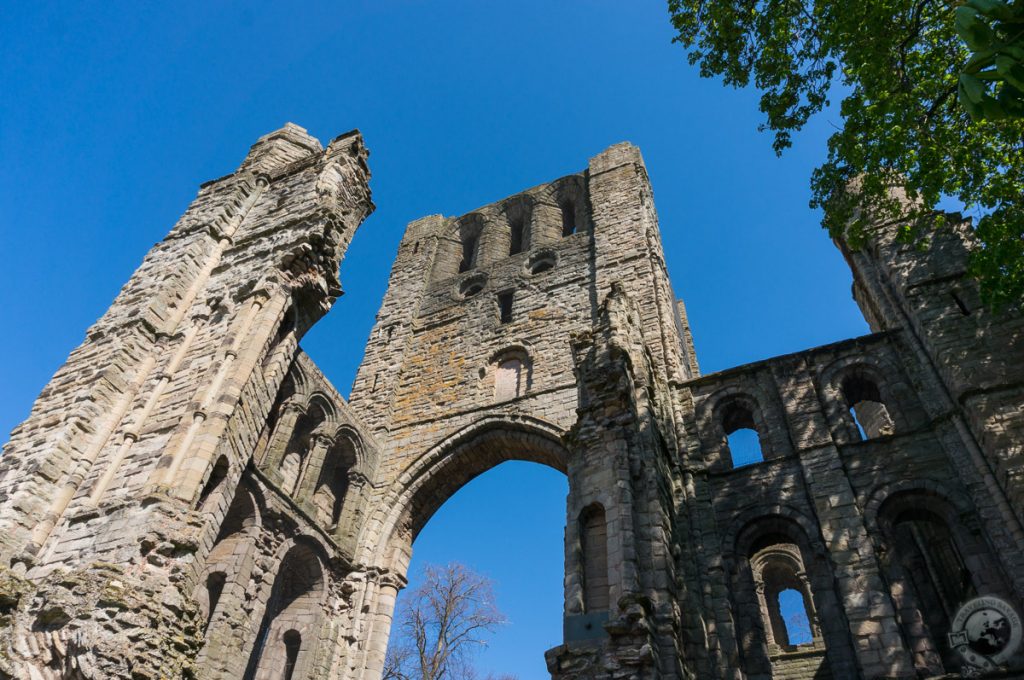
(383, 562, 512, 680)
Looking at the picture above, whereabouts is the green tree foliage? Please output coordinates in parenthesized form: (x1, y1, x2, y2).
(668, 0, 1024, 308)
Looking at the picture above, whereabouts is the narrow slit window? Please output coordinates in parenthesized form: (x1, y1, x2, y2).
(509, 218, 525, 255)
(561, 201, 577, 236)
(459, 234, 478, 273)
(498, 292, 514, 324)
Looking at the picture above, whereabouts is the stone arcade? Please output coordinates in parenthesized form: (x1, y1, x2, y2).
(1, 124, 1023, 679)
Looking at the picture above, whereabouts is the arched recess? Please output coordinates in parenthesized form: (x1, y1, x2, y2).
(352, 415, 570, 680)
(275, 397, 333, 496)
(195, 482, 263, 672)
(728, 511, 857, 679)
(819, 357, 906, 443)
(244, 540, 328, 680)
(312, 431, 359, 527)
(703, 390, 777, 469)
(868, 485, 1015, 675)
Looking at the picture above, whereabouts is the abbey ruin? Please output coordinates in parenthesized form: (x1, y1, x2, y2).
(0, 124, 1022, 679)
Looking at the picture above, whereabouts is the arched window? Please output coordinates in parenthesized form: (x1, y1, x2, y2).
(493, 350, 530, 401)
(278, 406, 327, 495)
(876, 493, 993, 674)
(580, 504, 609, 612)
(560, 201, 576, 236)
(244, 544, 324, 680)
(890, 508, 972, 636)
(841, 373, 894, 440)
(750, 542, 821, 652)
(777, 589, 812, 645)
(721, 401, 764, 466)
(314, 436, 357, 527)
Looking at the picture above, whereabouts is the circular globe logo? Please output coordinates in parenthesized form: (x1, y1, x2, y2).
(948, 596, 1022, 671)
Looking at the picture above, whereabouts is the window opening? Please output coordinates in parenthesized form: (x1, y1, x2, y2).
(459, 234, 478, 273)
(722, 403, 764, 466)
(510, 218, 525, 255)
(528, 251, 557, 275)
(561, 201, 577, 236)
(197, 456, 229, 508)
(498, 292, 514, 324)
(777, 589, 813, 645)
(841, 374, 895, 440)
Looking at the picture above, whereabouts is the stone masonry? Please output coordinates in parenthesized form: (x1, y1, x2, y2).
(0, 125, 1022, 680)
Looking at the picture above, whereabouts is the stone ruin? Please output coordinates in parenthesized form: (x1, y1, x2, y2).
(0, 124, 1022, 679)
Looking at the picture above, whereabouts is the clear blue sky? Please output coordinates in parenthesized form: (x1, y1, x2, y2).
(1, 3, 866, 678)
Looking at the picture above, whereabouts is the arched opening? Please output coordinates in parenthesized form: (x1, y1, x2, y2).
(372, 421, 569, 680)
(196, 483, 261, 671)
(841, 372, 894, 440)
(313, 436, 357, 527)
(721, 401, 764, 467)
(776, 589, 812, 646)
(734, 518, 856, 679)
(244, 543, 325, 680)
(550, 176, 590, 237)
(278, 405, 327, 496)
(875, 491, 997, 673)
(753, 548, 817, 651)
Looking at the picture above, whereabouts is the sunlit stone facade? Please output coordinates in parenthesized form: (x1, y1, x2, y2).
(1, 126, 1022, 679)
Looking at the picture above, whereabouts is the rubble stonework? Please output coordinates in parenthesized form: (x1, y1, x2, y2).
(0, 127, 1022, 680)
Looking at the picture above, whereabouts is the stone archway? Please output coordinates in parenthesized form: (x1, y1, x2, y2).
(351, 415, 570, 680)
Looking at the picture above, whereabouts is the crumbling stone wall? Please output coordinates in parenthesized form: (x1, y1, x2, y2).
(0, 124, 374, 680)
(1, 130, 1021, 680)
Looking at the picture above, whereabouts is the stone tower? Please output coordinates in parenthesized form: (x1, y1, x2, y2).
(1, 129, 1022, 680)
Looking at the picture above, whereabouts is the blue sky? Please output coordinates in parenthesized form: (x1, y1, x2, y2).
(1, 2, 867, 678)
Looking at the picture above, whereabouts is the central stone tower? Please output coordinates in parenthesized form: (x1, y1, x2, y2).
(344, 142, 699, 678)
